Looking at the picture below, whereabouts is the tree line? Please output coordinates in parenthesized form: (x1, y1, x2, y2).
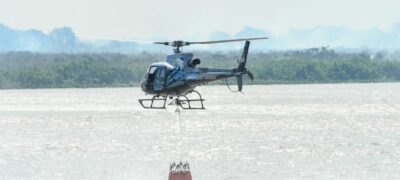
(0, 48, 399, 89)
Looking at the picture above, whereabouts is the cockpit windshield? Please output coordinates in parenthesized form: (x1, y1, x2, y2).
(144, 66, 167, 91)
(148, 66, 157, 74)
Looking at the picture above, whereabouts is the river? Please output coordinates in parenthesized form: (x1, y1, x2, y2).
(0, 83, 399, 179)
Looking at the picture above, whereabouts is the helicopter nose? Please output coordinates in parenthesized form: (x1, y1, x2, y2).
(141, 81, 147, 91)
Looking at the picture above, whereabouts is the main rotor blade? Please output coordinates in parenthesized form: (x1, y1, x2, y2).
(83, 37, 154, 44)
(153, 41, 190, 46)
(188, 37, 268, 45)
(153, 42, 170, 45)
(111, 38, 154, 44)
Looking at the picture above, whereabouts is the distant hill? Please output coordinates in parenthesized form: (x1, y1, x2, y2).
(0, 24, 146, 53)
(1, 23, 400, 53)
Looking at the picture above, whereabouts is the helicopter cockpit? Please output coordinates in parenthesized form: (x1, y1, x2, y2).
(141, 62, 174, 92)
(140, 53, 202, 92)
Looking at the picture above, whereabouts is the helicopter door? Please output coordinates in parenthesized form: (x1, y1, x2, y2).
(144, 66, 157, 90)
(153, 66, 166, 91)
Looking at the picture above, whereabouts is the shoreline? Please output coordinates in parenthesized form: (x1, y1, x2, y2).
(1, 81, 399, 91)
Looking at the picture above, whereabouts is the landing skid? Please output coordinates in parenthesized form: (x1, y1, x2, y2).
(138, 91, 205, 110)
(138, 95, 168, 109)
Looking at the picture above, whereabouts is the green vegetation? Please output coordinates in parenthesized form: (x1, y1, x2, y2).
(0, 48, 400, 89)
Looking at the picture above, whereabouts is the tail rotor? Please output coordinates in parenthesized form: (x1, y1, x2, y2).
(236, 41, 254, 92)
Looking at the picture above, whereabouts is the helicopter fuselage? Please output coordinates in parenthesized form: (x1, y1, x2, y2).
(140, 53, 241, 97)
(138, 40, 258, 109)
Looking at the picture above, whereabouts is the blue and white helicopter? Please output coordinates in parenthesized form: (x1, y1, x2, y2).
(139, 37, 268, 109)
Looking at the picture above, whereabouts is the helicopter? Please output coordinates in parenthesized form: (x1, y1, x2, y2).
(138, 37, 268, 109)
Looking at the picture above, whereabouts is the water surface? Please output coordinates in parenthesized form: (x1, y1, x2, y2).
(0, 83, 400, 179)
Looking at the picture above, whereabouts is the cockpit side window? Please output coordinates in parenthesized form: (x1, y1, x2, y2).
(157, 68, 165, 79)
(153, 66, 166, 91)
(148, 66, 157, 74)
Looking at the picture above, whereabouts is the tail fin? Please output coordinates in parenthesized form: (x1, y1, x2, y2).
(236, 41, 250, 92)
(237, 41, 250, 72)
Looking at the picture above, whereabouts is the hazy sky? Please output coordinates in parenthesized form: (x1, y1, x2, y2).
(1, 0, 400, 39)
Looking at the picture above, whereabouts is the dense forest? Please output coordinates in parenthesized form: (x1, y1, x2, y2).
(0, 48, 400, 89)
